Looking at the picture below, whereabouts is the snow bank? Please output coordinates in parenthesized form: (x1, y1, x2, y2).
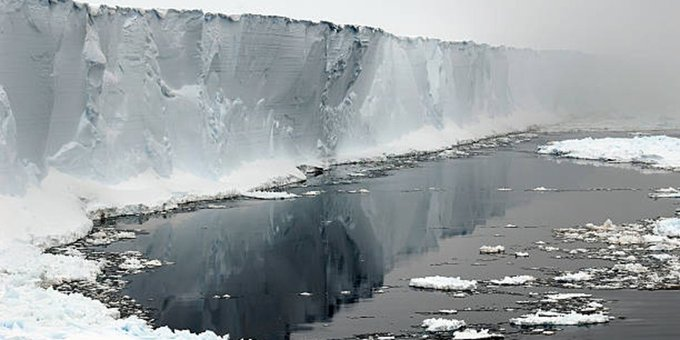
(538, 136, 680, 171)
(409, 276, 478, 291)
(510, 310, 610, 326)
(421, 318, 466, 332)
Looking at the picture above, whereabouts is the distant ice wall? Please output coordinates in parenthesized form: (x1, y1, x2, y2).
(0, 0, 601, 193)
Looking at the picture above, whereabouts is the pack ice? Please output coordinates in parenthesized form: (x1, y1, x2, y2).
(0, 0, 646, 338)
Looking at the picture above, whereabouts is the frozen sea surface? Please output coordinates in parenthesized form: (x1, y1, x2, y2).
(95, 132, 680, 339)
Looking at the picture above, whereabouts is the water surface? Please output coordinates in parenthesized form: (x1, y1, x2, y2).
(105, 133, 680, 339)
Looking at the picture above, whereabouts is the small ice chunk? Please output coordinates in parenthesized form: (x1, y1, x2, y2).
(530, 186, 557, 192)
(654, 218, 680, 237)
(301, 190, 322, 197)
(243, 191, 299, 200)
(612, 263, 648, 273)
(119, 257, 144, 271)
(649, 254, 675, 261)
(439, 309, 458, 314)
(421, 318, 466, 332)
(497, 188, 513, 191)
(409, 276, 477, 291)
(554, 271, 594, 282)
(490, 275, 536, 286)
(453, 329, 504, 339)
(479, 245, 505, 254)
(510, 310, 609, 326)
(298, 292, 313, 296)
(144, 259, 162, 267)
(543, 293, 592, 301)
(514, 252, 530, 258)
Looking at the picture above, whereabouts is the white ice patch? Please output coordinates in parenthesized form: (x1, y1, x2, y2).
(421, 318, 466, 332)
(479, 245, 505, 254)
(453, 328, 504, 339)
(490, 275, 536, 286)
(510, 310, 610, 326)
(654, 218, 680, 237)
(409, 276, 478, 291)
(242, 191, 299, 200)
(538, 135, 680, 171)
(554, 271, 594, 282)
(542, 293, 592, 302)
(529, 186, 557, 192)
(649, 187, 680, 198)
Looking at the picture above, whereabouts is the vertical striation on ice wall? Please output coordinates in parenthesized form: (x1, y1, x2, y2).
(0, 0, 602, 192)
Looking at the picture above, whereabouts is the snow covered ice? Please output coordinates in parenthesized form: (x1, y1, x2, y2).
(452, 329, 504, 339)
(489, 275, 536, 286)
(421, 318, 466, 332)
(538, 135, 680, 171)
(654, 218, 680, 237)
(409, 276, 478, 291)
(509, 310, 610, 327)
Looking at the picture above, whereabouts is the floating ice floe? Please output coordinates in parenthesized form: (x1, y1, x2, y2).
(654, 218, 680, 237)
(554, 271, 594, 282)
(497, 188, 513, 192)
(438, 309, 458, 314)
(301, 190, 322, 197)
(649, 187, 680, 199)
(479, 245, 505, 254)
(537, 135, 680, 171)
(490, 275, 536, 286)
(514, 252, 530, 258)
(409, 276, 478, 291)
(346, 188, 370, 194)
(539, 245, 560, 252)
(242, 191, 299, 200)
(85, 229, 137, 246)
(510, 310, 610, 326)
(452, 328, 504, 339)
(119, 257, 163, 272)
(421, 318, 466, 332)
(542, 293, 592, 302)
(612, 263, 648, 273)
(529, 186, 557, 192)
(553, 218, 680, 290)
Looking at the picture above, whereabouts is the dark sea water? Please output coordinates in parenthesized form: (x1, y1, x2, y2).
(103, 133, 680, 339)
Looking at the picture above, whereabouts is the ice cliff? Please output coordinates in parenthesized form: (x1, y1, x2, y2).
(0, 0, 600, 195)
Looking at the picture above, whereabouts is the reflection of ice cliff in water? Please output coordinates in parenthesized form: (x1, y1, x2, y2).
(112, 156, 513, 338)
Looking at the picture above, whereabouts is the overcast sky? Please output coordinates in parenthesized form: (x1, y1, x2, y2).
(86, 0, 680, 58)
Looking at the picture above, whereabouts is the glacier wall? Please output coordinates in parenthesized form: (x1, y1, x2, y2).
(0, 0, 604, 195)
